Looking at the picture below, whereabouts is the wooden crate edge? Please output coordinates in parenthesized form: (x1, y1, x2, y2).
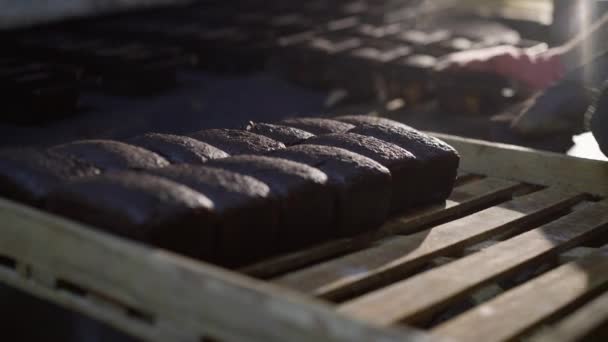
(431, 132, 608, 196)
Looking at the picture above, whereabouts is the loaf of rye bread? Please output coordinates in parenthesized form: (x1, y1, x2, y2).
(145, 165, 277, 267)
(344, 116, 460, 202)
(127, 133, 229, 165)
(305, 133, 423, 213)
(245, 122, 315, 146)
(188, 129, 285, 155)
(278, 117, 355, 135)
(49, 140, 170, 171)
(206, 155, 333, 251)
(0, 148, 100, 205)
(46, 172, 216, 260)
(271, 144, 392, 236)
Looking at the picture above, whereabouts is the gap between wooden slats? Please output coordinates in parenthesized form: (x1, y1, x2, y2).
(530, 271, 608, 342)
(241, 177, 522, 279)
(274, 187, 585, 302)
(431, 245, 608, 342)
(338, 199, 608, 326)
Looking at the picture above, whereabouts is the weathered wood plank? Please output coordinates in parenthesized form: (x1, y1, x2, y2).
(559, 247, 603, 264)
(339, 200, 608, 326)
(466, 242, 601, 264)
(531, 283, 608, 342)
(432, 246, 608, 342)
(0, 266, 186, 342)
(453, 172, 482, 186)
(0, 198, 437, 342)
(242, 177, 521, 278)
(274, 187, 584, 301)
(380, 177, 525, 236)
(433, 133, 608, 196)
(241, 235, 376, 280)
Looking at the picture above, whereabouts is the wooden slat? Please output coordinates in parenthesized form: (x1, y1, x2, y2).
(433, 133, 608, 196)
(0, 198, 436, 342)
(242, 177, 521, 278)
(241, 235, 376, 279)
(466, 242, 601, 264)
(453, 172, 482, 186)
(381, 177, 524, 236)
(274, 187, 584, 301)
(339, 200, 608, 326)
(432, 247, 608, 342)
(558, 247, 601, 263)
(531, 286, 608, 342)
(0, 266, 186, 342)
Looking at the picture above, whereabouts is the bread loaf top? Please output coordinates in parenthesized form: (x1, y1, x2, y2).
(46, 172, 214, 238)
(334, 115, 413, 130)
(305, 133, 417, 167)
(146, 165, 271, 212)
(207, 155, 328, 197)
(0, 148, 100, 203)
(245, 122, 314, 146)
(272, 144, 391, 184)
(50, 140, 170, 171)
(188, 129, 286, 155)
(279, 117, 355, 135)
(128, 133, 229, 164)
(349, 123, 459, 165)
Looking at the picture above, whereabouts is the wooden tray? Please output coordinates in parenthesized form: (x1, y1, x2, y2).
(2, 133, 608, 342)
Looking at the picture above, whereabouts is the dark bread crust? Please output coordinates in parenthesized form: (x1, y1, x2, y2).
(127, 133, 229, 164)
(245, 122, 315, 146)
(146, 165, 270, 210)
(0, 148, 100, 205)
(278, 117, 355, 135)
(306, 133, 415, 166)
(146, 165, 277, 266)
(334, 115, 413, 130)
(305, 133, 421, 213)
(339, 116, 459, 164)
(188, 129, 285, 155)
(50, 140, 170, 171)
(207, 155, 333, 251)
(46, 172, 216, 260)
(347, 118, 460, 202)
(272, 144, 392, 236)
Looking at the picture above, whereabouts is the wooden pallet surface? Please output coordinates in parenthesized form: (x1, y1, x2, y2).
(243, 174, 608, 341)
(338, 199, 608, 325)
(432, 246, 608, 342)
(530, 269, 608, 342)
(272, 186, 585, 302)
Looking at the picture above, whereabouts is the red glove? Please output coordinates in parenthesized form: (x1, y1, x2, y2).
(435, 46, 566, 91)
